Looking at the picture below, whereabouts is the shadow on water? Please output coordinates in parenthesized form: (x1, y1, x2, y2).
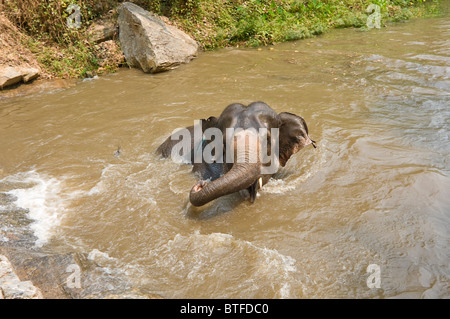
(184, 193, 251, 220)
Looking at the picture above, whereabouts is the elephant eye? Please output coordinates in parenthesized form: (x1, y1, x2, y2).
(296, 130, 305, 139)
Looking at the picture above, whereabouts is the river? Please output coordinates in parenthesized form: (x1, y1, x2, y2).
(0, 7, 449, 298)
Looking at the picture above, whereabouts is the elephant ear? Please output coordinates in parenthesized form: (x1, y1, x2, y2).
(277, 112, 315, 167)
(204, 116, 218, 129)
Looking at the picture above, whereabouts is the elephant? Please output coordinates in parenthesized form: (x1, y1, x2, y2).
(156, 101, 316, 207)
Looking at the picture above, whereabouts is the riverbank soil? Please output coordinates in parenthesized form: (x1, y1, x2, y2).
(0, 14, 42, 75)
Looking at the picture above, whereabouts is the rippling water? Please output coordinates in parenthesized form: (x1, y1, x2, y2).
(0, 9, 449, 298)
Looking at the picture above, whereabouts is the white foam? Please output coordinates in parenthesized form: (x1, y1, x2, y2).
(261, 178, 297, 194)
(260, 170, 314, 194)
(147, 231, 300, 298)
(87, 249, 117, 268)
(87, 164, 117, 195)
(2, 171, 67, 247)
(260, 144, 326, 194)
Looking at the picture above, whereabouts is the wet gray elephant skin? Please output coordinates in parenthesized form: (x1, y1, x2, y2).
(156, 102, 316, 207)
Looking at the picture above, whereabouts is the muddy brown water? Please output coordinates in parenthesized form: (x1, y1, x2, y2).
(1, 10, 449, 298)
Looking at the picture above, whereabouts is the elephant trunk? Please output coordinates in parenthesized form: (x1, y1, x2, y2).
(189, 131, 260, 207)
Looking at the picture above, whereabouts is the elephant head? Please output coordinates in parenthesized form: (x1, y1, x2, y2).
(188, 102, 316, 207)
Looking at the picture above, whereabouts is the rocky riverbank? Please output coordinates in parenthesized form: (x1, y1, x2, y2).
(0, 254, 43, 299)
(0, 1, 201, 94)
(0, 13, 43, 91)
(0, 1, 441, 93)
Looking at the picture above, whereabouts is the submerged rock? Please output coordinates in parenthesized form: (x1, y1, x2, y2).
(118, 2, 198, 73)
(0, 254, 43, 299)
(1, 247, 164, 299)
(0, 190, 162, 299)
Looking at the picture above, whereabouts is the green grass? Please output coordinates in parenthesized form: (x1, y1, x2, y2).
(167, 0, 442, 49)
(24, 37, 99, 79)
(3, 0, 119, 78)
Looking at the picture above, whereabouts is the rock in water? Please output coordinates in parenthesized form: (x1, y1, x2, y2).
(0, 254, 43, 299)
(0, 67, 22, 89)
(21, 68, 40, 83)
(0, 66, 40, 89)
(118, 2, 198, 73)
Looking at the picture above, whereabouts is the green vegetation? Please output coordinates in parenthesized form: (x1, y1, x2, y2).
(1, 0, 442, 78)
(164, 0, 441, 48)
(2, 0, 121, 78)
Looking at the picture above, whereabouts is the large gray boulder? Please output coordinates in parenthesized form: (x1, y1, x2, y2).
(118, 2, 198, 73)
